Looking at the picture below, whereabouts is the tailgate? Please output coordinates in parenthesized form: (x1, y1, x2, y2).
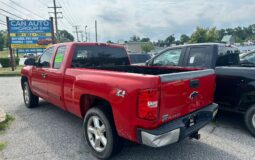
(159, 69, 215, 122)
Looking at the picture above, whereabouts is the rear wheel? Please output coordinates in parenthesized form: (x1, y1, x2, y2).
(244, 105, 255, 137)
(22, 81, 39, 108)
(83, 106, 123, 159)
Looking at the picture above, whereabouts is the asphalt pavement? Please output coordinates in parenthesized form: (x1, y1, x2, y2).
(0, 77, 255, 160)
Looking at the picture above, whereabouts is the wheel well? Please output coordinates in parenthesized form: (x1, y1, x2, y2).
(21, 76, 28, 90)
(80, 94, 112, 118)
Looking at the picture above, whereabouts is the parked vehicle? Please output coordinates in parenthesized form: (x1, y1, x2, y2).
(146, 43, 255, 137)
(128, 53, 151, 65)
(21, 42, 218, 159)
(240, 49, 255, 65)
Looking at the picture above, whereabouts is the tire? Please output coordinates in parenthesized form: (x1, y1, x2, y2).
(244, 105, 255, 137)
(22, 81, 39, 108)
(83, 106, 123, 159)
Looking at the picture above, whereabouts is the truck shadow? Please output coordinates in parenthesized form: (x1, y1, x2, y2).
(10, 101, 249, 160)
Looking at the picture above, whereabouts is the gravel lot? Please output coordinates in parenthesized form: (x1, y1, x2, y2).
(0, 77, 255, 160)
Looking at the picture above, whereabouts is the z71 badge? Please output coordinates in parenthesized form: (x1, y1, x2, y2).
(116, 89, 126, 98)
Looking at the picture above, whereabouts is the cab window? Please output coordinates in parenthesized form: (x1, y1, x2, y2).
(152, 49, 182, 66)
(186, 47, 212, 68)
(53, 46, 66, 69)
(39, 47, 54, 68)
(243, 52, 255, 64)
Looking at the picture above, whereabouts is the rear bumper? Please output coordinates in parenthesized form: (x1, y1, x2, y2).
(137, 103, 218, 147)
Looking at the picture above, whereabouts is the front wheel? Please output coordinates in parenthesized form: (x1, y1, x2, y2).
(22, 81, 39, 108)
(83, 106, 123, 159)
(244, 105, 255, 137)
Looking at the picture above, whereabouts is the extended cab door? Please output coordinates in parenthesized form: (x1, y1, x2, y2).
(183, 46, 214, 68)
(31, 47, 54, 98)
(45, 45, 67, 109)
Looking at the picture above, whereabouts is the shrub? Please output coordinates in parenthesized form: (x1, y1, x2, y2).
(0, 58, 20, 68)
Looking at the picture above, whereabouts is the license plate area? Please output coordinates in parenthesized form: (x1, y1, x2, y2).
(184, 115, 197, 128)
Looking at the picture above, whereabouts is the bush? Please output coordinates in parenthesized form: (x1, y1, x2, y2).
(0, 58, 20, 68)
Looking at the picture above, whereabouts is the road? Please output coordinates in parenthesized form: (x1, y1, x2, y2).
(0, 77, 254, 160)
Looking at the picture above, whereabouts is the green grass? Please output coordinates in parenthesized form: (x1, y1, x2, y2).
(0, 142, 7, 151)
(0, 65, 23, 76)
(0, 50, 9, 58)
(0, 114, 15, 134)
(0, 50, 24, 58)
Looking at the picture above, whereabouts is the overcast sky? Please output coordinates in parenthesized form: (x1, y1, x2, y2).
(1, 0, 255, 42)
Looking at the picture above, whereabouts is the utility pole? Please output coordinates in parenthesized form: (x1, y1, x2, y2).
(79, 31, 84, 42)
(88, 32, 90, 42)
(48, 0, 62, 41)
(95, 20, 97, 42)
(73, 25, 80, 42)
(84, 25, 87, 42)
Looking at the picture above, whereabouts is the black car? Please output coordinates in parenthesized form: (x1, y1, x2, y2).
(146, 43, 255, 137)
(128, 53, 151, 65)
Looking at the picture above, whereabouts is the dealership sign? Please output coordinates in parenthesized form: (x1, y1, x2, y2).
(8, 20, 53, 53)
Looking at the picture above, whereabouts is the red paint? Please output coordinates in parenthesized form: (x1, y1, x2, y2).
(21, 42, 215, 143)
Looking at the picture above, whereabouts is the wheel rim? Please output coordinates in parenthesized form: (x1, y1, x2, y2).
(87, 116, 107, 152)
(23, 83, 30, 104)
(252, 114, 255, 128)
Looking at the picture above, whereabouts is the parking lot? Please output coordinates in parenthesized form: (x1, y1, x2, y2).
(0, 77, 255, 160)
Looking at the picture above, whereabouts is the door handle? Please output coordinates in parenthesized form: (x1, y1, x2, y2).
(41, 73, 47, 78)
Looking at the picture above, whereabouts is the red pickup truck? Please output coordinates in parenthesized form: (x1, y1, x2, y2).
(21, 42, 218, 159)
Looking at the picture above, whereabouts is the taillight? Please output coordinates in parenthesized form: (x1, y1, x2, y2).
(137, 89, 159, 120)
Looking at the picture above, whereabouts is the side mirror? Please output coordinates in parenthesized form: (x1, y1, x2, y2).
(24, 58, 35, 66)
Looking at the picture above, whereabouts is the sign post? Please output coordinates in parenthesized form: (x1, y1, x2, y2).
(6, 17, 15, 71)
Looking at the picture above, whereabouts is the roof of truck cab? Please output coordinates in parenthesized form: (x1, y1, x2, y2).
(161, 43, 238, 52)
(50, 42, 125, 48)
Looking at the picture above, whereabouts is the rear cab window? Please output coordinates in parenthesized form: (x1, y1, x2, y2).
(71, 45, 130, 68)
(216, 46, 240, 66)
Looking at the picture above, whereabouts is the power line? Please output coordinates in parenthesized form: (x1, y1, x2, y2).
(0, 19, 6, 23)
(9, 0, 47, 19)
(73, 25, 80, 41)
(48, 0, 62, 40)
(0, 1, 31, 19)
(0, 22, 6, 26)
(58, 0, 78, 24)
(0, 8, 25, 19)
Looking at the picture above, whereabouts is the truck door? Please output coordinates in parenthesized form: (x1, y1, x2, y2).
(45, 45, 67, 109)
(31, 47, 54, 99)
(183, 46, 214, 69)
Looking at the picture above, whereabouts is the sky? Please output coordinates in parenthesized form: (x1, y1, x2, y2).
(0, 0, 255, 42)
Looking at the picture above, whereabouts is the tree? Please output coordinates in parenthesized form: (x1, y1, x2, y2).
(190, 27, 207, 43)
(141, 43, 154, 53)
(107, 40, 113, 43)
(190, 27, 219, 43)
(165, 34, 175, 46)
(206, 27, 219, 42)
(0, 32, 4, 51)
(130, 35, 140, 42)
(59, 30, 74, 42)
(180, 34, 190, 44)
(140, 37, 150, 42)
